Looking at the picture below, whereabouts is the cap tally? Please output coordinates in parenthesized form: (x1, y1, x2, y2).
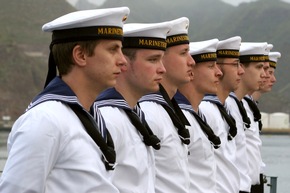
(239, 42, 268, 63)
(189, 39, 219, 63)
(166, 17, 190, 47)
(217, 36, 241, 58)
(122, 21, 172, 50)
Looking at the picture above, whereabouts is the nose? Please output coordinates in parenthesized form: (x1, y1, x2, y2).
(158, 61, 166, 74)
(238, 64, 245, 75)
(188, 53, 195, 67)
(117, 52, 127, 67)
(215, 64, 223, 77)
(271, 75, 277, 83)
(261, 68, 266, 78)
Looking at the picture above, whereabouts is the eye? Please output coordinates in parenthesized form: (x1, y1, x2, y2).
(148, 57, 159, 63)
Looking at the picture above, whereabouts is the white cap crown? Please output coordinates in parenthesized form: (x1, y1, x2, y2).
(122, 22, 172, 50)
(189, 39, 219, 63)
(42, 7, 130, 32)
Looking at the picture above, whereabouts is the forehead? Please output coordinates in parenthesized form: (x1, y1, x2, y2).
(249, 61, 264, 67)
(136, 49, 164, 57)
(166, 44, 189, 52)
(220, 58, 239, 62)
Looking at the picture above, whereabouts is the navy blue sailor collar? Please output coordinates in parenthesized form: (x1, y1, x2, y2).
(95, 87, 131, 110)
(27, 76, 81, 111)
(174, 91, 194, 114)
(139, 90, 175, 112)
(202, 94, 224, 107)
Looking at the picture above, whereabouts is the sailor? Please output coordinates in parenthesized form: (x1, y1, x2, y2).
(223, 36, 253, 193)
(0, 7, 129, 193)
(175, 38, 222, 193)
(139, 17, 195, 193)
(199, 36, 244, 193)
(239, 42, 268, 193)
(93, 21, 172, 193)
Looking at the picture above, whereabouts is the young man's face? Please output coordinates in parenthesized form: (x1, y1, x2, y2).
(162, 44, 194, 87)
(85, 39, 126, 91)
(258, 61, 271, 92)
(123, 49, 166, 94)
(192, 61, 222, 94)
(241, 61, 265, 93)
(259, 61, 277, 92)
(218, 58, 245, 92)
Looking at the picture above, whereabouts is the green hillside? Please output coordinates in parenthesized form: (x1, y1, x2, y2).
(1, 0, 290, 121)
(0, 0, 76, 120)
(97, 0, 290, 113)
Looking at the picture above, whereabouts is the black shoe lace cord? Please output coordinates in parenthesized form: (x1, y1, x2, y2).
(243, 97, 262, 131)
(68, 103, 116, 170)
(216, 104, 237, 140)
(192, 112, 221, 149)
(230, 96, 251, 129)
(159, 84, 190, 145)
(124, 106, 161, 150)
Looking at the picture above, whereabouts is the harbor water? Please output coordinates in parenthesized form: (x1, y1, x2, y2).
(0, 130, 289, 192)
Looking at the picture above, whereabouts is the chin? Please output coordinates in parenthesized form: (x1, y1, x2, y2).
(107, 81, 117, 88)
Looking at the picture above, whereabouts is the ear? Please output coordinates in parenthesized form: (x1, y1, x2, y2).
(72, 45, 86, 67)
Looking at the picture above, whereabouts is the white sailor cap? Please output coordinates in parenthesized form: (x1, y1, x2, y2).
(239, 42, 268, 63)
(269, 51, 281, 69)
(122, 21, 172, 50)
(217, 36, 241, 58)
(264, 44, 273, 61)
(166, 17, 190, 47)
(42, 7, 129, 88)
(189, 39, 219, 63)
(43, 7, 130, 44)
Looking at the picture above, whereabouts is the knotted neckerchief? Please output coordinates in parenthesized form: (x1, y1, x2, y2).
(27, 77, 116, 170)
(243, 95, 262, 131)
(229, 92, 251, 129)
(95, 88, 161, 150)
(139, 84, 190, 145)
(202, 94, 237, 140)
(174, 91, 221, 149)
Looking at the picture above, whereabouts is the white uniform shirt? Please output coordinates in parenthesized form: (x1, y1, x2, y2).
(99, 106, 155, 193)
(182, 110, 216, 193)
(139, 101, 190, 193)
(0, 101, 119, 193)
(199, 101, 240, 193)
(226, 96, 252, 192)
(242, 98, 262, 185)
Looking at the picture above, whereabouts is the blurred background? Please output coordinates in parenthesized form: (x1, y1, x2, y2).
(0, 0, 289, 192)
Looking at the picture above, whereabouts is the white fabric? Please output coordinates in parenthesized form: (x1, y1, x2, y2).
(189, 39, 218, 55)
(139, 101, 190, 193)
(217, 36, 241, 50)
(226, 97, 252, 192)
(42, 7, 130, 32)
(242, 98, 263, 185)
(0, 101, 119, 193)
(124, 22, 171, 39)
(199, 101, 240, 193)
(99, 106, 155, 193)
(182, 110, 216, 193)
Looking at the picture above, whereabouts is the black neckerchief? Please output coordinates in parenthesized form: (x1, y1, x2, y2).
(28, 77, 116, 170)
(95, 87, 161, 150)
(229, 92, 251, 129)
(202, 94, 237, 140)
(139, 84, 190, 145)
(175, 91, 221, 149)
(243, 95, 262, 131)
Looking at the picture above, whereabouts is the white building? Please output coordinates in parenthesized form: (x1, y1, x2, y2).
(268, 112, 289, 129)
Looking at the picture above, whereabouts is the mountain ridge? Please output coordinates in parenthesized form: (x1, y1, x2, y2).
(1, 0, 290, 121)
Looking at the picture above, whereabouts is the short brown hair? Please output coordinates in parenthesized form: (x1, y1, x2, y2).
(122, 48, 137, 61)
(52, 40, 100, 75)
